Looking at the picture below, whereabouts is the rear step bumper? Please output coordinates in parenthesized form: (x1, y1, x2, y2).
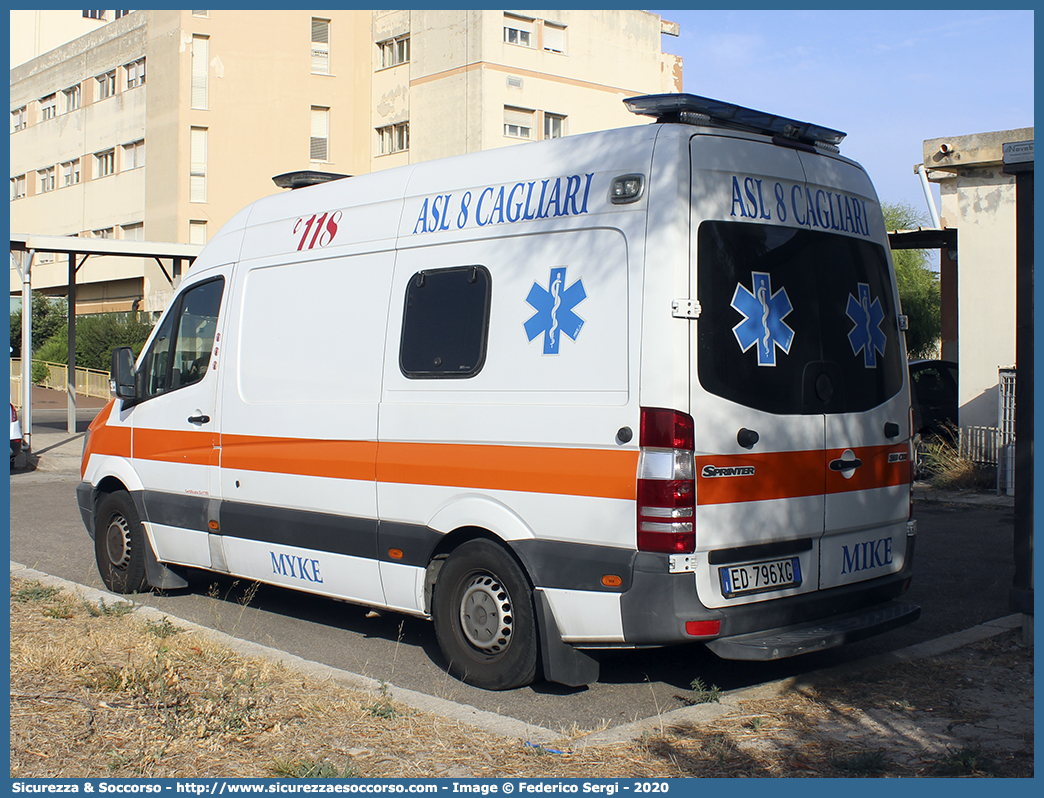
(705, 600, 920, 661)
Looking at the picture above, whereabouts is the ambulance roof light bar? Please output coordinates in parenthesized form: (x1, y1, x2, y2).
(272, 170, 351, 190)
(624, 93, 846, 148)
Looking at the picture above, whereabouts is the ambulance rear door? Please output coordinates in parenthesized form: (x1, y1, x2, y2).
(687, 131, 912, 612)
(795, 152, 910, 591)
(688, 135, 828, 609)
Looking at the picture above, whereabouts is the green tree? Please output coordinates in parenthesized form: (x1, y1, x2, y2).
(883, 201, 941, 359)
(9, 292, 67, 355)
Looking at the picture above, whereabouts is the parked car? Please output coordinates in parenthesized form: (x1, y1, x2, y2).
(909, 359, 958, 439)
(11, 402, 24, 465)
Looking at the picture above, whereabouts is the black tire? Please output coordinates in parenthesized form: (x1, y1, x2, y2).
(432, 539, 538, 690)
(94, 490, 150, 594)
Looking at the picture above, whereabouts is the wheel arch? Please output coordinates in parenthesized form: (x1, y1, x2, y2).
(87, 456, 145, 495)
(424, 525, 535, 616)
(91, 477, 188, 592)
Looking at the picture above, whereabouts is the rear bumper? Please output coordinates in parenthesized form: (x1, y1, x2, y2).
(618, 522, 917, 655)
(706, 599, 920, 660)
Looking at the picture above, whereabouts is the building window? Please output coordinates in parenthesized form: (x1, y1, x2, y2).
(93, 227, 114, 239)
(311, 18, 330, 74)
(125, 58, 146, 89)
(38, 167, 56, 193)
(544, 113, 566, 140)
(61, 160, 81, 187)
(378, 35, 409, 68)
(12, 107, 26, 132)
(190, 127, 207, 202)
(83, 11, 105, 20)
(122, 222, 144, 241)
(504, 106, 534, 139)
(115, 10, 130, 19)
(543, 23, 566, 54)
(192, 11, 209, 18)
(504, 15, 533, 47)
(377, 122, 409, 155)
(310, 107, 329, 162)
(95, 149, 115, 177)
(63, 85, 81, 113)
(191, 36, 209, 109)
(122, 140, 145, 170)
(96, 71, 116, 100)
(189, 220, 208, 245)
(11, 175, 27, 201)
(40, 94, 57, 121)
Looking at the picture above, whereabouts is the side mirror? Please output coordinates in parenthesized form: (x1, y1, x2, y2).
(111, 347, 138, 401)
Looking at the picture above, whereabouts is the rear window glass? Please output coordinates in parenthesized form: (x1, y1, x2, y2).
(400, 265, 491, 378)
(697, 221, 903, 415)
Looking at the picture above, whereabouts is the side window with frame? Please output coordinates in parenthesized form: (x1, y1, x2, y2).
(142, 309, 176, 397)
(141, 278, 224, 398)
(399, 266, 491, 378)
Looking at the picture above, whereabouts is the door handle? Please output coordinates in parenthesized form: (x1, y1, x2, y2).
(736, 428, 760, 450)
(829, 457, 862, 471)
(188, 414, 211, 425)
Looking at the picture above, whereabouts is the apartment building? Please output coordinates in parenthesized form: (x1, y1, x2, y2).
(9, 9, 133, 69)
(10, 9, 682, 315)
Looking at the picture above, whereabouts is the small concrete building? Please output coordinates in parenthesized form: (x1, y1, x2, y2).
(921, 127, 1032, 429)
(11, 9, 682, 316)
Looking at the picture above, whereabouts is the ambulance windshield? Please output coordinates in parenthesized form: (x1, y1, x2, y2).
(697, 221, 903, 415)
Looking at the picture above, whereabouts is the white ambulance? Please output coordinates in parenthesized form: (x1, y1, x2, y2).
(78, 94, 919, 690)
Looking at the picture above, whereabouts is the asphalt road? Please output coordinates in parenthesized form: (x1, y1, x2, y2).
(9, 399, 1017, 733)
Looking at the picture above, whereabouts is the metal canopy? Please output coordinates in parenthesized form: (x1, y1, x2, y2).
(10, 234, 202, 260)
(9, 234, 204, 440)
(887, 227, 958, 251)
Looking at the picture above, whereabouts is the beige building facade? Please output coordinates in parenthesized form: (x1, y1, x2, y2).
(9, 9, 132, 69)
(921, 127, 1032, 429)
(10, 9, 682, 316)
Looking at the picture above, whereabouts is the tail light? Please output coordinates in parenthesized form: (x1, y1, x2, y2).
(637, 408, 696, 553)
(11, 404, 17, 423)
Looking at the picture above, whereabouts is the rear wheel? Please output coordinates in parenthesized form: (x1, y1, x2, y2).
(94, 490, 150, 594)
(432, 539, 538, 690)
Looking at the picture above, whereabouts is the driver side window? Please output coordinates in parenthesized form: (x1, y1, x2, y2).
(141, 278, 224, 399)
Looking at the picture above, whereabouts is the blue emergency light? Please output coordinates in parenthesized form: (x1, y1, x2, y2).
(625, 93, 846, 149)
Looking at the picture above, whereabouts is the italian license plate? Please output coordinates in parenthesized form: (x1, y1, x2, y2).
(719, 557, 802, 598)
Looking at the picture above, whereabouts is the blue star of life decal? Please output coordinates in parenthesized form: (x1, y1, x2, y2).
(846, 282, 887, 368)
(731, 272, 795, 367)
(524, 267, 587, 355)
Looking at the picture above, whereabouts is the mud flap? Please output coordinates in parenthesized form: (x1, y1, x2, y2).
(535, 590, 600, 687)
(143, 538, 189, 590)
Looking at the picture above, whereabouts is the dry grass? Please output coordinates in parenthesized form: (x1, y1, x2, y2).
(9, 577, 1033, 779)
(918, 425, 995, 490)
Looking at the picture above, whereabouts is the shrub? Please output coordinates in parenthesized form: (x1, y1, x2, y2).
(27, 314, 154, 372)
(30, 360, 50, 384)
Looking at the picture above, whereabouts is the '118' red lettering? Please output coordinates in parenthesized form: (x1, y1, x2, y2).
(294, 210, 342, 251)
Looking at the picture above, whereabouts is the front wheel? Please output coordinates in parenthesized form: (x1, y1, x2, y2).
(432, 539, 538, 690)
(94, 490, 150, 594)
